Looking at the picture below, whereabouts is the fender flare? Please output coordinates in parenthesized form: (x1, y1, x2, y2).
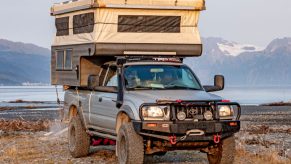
(115, 105, 136, 133)
(68, 103, 87, 129)
(117, 105, 135, 120)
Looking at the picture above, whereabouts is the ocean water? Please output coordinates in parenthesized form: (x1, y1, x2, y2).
(217, 86, 291, 105)
(0, 86, 290, 105)
(0, 86, 64, 102)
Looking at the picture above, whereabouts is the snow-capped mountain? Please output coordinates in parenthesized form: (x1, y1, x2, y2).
(185, 37, 291, 86)
(217, 41, 264, 56)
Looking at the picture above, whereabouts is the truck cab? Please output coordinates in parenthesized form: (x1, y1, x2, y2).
(64, 57, 241, 164)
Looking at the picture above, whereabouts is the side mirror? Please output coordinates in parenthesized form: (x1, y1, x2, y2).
(88, 75, 100, 90)
(203, 75, 225, 92)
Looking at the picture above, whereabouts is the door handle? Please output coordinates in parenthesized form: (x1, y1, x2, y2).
(112, 100, 117, 103)
(99, 97, 102, 102)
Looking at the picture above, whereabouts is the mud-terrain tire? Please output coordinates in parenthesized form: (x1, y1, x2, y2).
(207, 136, 235, 164)
(68, 116, 90, 158)
(117, 123, 144, 164)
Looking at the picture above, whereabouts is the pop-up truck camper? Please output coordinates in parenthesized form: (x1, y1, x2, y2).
(51, 0, 241, 163)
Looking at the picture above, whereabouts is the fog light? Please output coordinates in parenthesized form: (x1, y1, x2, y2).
(204, 111, 213, 120)
(177, 111, 186, 120)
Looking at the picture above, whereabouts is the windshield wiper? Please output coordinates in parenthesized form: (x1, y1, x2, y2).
(127, 86, 161, 90)
(164, 85, 200, 90)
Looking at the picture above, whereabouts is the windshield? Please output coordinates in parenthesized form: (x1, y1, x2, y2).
(124, 65, 202, 90)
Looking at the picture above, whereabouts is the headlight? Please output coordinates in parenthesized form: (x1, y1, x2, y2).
(218, 105, 234, 118)
(141, 106, 169, 120)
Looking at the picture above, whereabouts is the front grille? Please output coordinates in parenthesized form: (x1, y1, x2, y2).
(173, 104, 213, 120)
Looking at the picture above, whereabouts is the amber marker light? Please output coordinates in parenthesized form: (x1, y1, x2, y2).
(229, 122, 238, 126)
(147, 123, 158, 127)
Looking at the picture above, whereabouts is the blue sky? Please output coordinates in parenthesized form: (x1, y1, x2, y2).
(0, 0, 290, 48)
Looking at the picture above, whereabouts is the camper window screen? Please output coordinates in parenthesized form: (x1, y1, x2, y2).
(56, 17, 69, 36)
(56, 51, 64, 70)
(73, 12, 94, 34)
(118, 16, 181, 33)
(64, 49, 72, 70)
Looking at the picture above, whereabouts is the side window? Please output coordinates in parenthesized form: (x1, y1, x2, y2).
(73, 12, 94, 34)
(56, 50, 64, 70)
(98, 67, 108, 86)
(64, 49, 72, 70)
(106, 75, 118, 87)
(105, 66, 117, 87)
(55, 49, 73, 70)
(55, 17, 69, 36)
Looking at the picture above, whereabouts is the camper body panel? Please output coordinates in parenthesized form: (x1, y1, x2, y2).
(51, 43, 97, 86)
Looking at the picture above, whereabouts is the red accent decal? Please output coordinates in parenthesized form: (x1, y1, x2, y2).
(221, 100, 231, 102)
(176, 99, 183, 103)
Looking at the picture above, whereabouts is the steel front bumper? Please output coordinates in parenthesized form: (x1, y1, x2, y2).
(132, 120, 240, 142)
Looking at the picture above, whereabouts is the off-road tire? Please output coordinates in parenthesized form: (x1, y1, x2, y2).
(68, 116, 90, 158)
(117, 123, 144, 164)
(207, 136, 235, 164)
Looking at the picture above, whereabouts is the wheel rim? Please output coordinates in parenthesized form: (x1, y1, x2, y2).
(69, 125, 76, 151)
(119, 134, 127, 163)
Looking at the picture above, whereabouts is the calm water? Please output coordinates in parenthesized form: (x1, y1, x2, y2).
(0, 86, 290, 105)
(0, 86, 64, 102)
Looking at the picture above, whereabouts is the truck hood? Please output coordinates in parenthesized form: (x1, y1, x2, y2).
(125, 90, 222, 104)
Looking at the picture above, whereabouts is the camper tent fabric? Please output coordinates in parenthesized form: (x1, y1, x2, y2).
(52, 0, 205, 56)
(53, 8, 201, 46)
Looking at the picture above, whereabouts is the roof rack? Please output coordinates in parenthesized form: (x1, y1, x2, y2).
(116, 56, 183, 65)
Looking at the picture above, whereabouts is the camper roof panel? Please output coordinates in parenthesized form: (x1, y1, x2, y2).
(51, 0, 205, 15)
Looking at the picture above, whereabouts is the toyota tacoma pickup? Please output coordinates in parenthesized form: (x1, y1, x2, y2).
(63, 57, 241, 164)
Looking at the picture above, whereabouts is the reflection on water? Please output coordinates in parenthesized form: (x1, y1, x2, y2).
(0, 86, 291, 105)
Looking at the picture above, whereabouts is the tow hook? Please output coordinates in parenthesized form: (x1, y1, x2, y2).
(213, 134, 221, 144)
(169, 135, 177, 145)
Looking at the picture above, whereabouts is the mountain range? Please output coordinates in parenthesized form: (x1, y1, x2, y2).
(0, 39, 50, 85)
(185, 37, 291, 86)
(0, 37, 290, 86)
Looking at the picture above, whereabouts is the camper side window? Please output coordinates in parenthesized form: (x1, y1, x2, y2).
(55, 17, 69, 36)
(56, 50, 64, 70)
(73, 12, 94, 34)
(64, 49, 73, 70)
(56, 49, 73, 70)
(118, 15, 181, 33)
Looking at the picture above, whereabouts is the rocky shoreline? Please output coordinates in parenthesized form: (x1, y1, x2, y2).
(0, 102, 291, 163)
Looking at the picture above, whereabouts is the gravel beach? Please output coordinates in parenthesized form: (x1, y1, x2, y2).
(0, 102, 291, 164)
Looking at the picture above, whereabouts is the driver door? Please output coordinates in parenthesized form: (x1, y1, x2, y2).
(90, 65, 118, 134)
